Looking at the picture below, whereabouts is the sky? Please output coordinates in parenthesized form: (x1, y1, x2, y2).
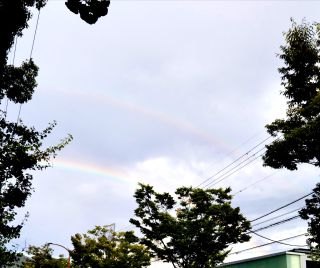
(4, 0, 320, 267)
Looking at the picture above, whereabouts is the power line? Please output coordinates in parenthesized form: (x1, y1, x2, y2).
(16, 7, 42, 125)
(30, 8, 41, 59)
(12, 35, 18, 65)
(230, 233, 307, 255)
(251, 207, 302, 227)
(250, 192, 312, 223)
(250, 215, 301, 233)
(4, 35, 18, 118)
(196, 135, 271, 188)
(233, 171, 279, 195)
(251, 231, 307, 247)
(219, 130, 268, 161)
(204, 150, 265, 188)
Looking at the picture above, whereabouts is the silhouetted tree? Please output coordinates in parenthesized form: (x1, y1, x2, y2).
(65, 0, 110, 25)
(262, 20, 320, 261)
(71, 225, 151, 268)
(130, 183, 251, 268)
(0, 0, 46, 78)
(263, 20, 320, 170)
(23, 244, 68, 268)
(299, 183, 320, 262)
(0, 0, 72, 265)
(0, 0, 110, 77)
(0, 0, 111, 263)
(24, 226, 151, 268)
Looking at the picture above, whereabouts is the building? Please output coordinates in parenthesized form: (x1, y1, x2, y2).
(222, 248, 319, 268)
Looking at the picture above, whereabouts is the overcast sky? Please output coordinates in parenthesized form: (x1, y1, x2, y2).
(5, 0, 320, 267)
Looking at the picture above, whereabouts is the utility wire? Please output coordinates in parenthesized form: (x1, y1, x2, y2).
(4, 35, 18, 118)
(250, 192, 312, 223)
(233, 171, 279, 196)
(196, 135, 271, 188)
(220, 131, 268, 161)
(16, 7, 41, 125)
(30, 9, 41, 59)
(251, 207, 302, 227)
(230, 233, 307, 255)
(250, 215, 301, 233)
(12, 35, 18, 64)
(251, 231, 308, 247)
(204, 150, 265, 188)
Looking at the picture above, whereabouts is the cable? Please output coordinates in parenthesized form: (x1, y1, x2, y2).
(250, 215, 301, 233)
(16, 7, 41, 125)
(196, 135, 272, 188)
(233, 171, 279, 195)
(225, 131, 267, 156)
(12, 35, 18, 65)
(230, 233, 307, 255)
(204, 151, 265, 188)
(4, 35, 18, 118)
(250, 192, 312, 223)
(30, 9, 41, 59)
(16, 104, 22, 125)
(251, 231, 307, 247)
(251, 207, 302, 227)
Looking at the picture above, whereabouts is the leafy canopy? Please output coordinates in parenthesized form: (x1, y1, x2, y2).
(23, 244, 68, 268)
(24, 226, 151, 268)
(130, 183, 251, 268)
(263, 19, 320, 262)
(0, 0, 72, 264)
(263, 20, 320, 170)
(70, 225, 151, 268)
(299, 183, 320, 262)
(0, 0, 110, 265)
(65, 0, 110, 25)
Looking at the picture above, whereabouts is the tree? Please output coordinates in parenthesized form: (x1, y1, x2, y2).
(130, 183, 251, 268)
(0, 59, 72, 264)
(23, 244, 68, 268)
(70, 225, 151, 268)
(23, 226, 151, 268)
(262, 20, 320, 170)
(0, 1, 72, 264)
(65, 0, 110, 25)
(0, 0, 111, 264)
(262, 20, 320, 261)
(0, 118, 71, 265)
(0, 0, 110, 78)
(299, 183, 320, 262)
(0, 0, 47, 77)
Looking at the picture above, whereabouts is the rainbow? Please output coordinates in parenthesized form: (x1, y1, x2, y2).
(45, 86, 235, 153)
(51, 158, 135, 185)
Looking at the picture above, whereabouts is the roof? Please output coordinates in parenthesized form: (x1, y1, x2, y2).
(221, 248, 311, 266)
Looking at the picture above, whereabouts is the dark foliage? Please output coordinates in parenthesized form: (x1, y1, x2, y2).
(0, 0, 46, 78)
(130, 183, 251, 268)
(263, 20, 320, 170)
(263, 19, 320, 262)
(300, 183, 320, 261)
(24, 226, 151, 268)
(70, 226, 151, 268)
(23, 244, 68, 268)
(0, 0, 72, 265)
(65, 0, 110, 24)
